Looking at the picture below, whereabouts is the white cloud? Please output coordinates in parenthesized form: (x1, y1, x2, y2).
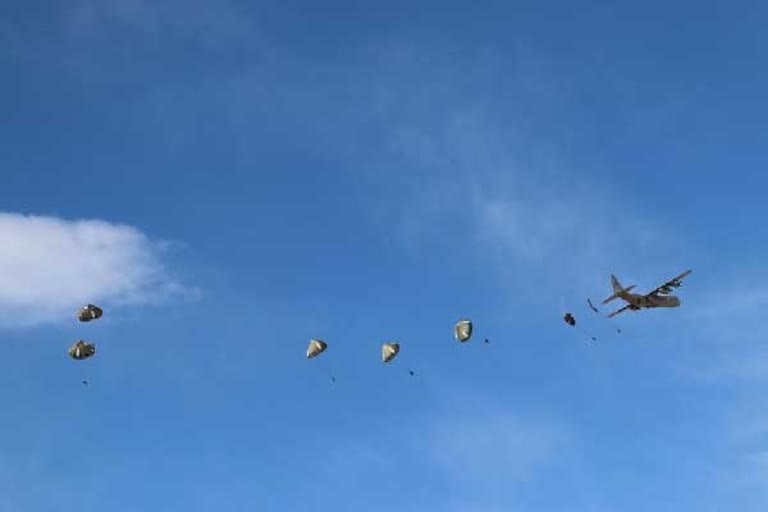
(0, 212, 190, 328)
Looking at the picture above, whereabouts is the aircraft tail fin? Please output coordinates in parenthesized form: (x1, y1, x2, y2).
(602, 274, 636, 304)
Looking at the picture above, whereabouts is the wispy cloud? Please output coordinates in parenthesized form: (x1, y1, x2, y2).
(468, 179, 688, 293)
(1, 0, 262, 80)
(64, 0, 255, 47)
(366, 131, 688, 301)
(0, 212, 193, 328)
(667, 274, 768, 382)
(424, 406, 567, 484)
(292, 398, 569, 511)
(685, 281, 768, 322)
(746, 451, 768, 480)
(325, 42, 692, 300)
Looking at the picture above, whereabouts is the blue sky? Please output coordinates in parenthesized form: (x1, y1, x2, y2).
(1, 1, 767, 510)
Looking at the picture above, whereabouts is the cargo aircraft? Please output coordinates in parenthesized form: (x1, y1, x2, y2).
(602, 269, 692, 318)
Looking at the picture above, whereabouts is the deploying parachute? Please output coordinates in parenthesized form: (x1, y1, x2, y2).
(381, 342, 400, 363)
(69, 340, 96, 360)
(77, 304, 103, 322)
(306, 339, 328, 359)
(563, 312, 596, 341)
(454, 319, 473, 342)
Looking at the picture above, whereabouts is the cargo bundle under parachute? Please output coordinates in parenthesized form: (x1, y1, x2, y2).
(381, 342, 400, 363)
(69, 340, 96, 360)
(77, 304, 103, 322)
(306, 339, 328, 359)
(454, 319, 472, 342)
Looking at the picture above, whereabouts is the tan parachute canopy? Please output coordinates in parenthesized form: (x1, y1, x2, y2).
(69, 340, 96, 360)
(381, 342, 400, 363)
(306, 339, 328, 359)
(77, 304, 103, 322)
(454, 319, 472, 342)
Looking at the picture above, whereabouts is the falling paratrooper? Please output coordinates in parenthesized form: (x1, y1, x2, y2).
(69, 340, 96, 360)
(381, 342, 400, 363)
(454, 319, 473, 342)
(306, 339, 328, 359)
(77, 304, 103, 322)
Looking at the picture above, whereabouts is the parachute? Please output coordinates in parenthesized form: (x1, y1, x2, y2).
(381, 342, 400, 363)
(306, 339, 328, 359)
(454, 319, 472, 342)
(77, 304, 103, 322)
(69, 340, 96, 360)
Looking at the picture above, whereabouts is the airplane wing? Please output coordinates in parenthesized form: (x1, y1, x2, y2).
(607, 304, 632, 318)
(645, 269, 692, 297)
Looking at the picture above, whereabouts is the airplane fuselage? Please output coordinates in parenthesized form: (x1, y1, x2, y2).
(618, 291, 680, 309)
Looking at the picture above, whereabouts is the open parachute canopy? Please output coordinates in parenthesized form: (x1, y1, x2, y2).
(454, 319, 473, 342)
(381, 342, 400, 363)
(69, 340, 96, 360)
(306, 339, 328, 359)
(77, 304, 103, 322)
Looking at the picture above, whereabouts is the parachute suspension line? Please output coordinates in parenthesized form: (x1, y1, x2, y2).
(587, 298, 623, 335)
(564, 312, 596, 342)
(579, 326, 597, 342)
